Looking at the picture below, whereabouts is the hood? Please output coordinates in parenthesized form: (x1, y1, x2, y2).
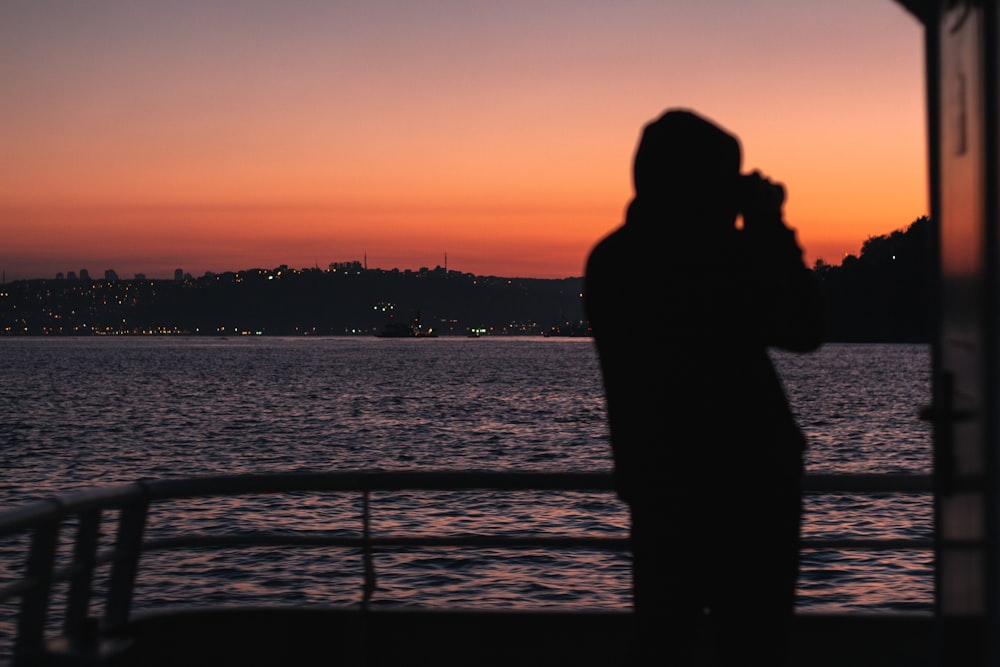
(628, 108, 742, 230)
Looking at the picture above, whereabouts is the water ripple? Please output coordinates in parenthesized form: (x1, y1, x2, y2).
(0, 339, 933, 620)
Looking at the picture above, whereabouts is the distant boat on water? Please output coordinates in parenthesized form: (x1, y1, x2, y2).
(377, 312, 439, 338)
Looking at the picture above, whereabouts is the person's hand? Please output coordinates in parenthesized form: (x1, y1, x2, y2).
(741, 171, 786, 232)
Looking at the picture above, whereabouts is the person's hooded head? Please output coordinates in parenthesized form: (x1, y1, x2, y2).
(628, 109, 742, 235)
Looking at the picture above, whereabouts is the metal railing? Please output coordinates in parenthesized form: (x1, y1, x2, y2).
(0, 470, 933, 665)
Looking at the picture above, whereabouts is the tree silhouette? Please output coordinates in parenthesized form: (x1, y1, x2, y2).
(813, 216, 931, 342)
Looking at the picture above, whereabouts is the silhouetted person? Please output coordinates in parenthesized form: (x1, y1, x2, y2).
(584, 109, 824, 666)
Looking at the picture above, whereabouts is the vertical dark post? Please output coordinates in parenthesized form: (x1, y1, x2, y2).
(360, 488, 376, 667)
(14, 518, 60, 662)
(927, 0, 1000, 664)
(103, 498, 148, 628)
(361, 489, 376, 607)
(64, 509, 102, 646)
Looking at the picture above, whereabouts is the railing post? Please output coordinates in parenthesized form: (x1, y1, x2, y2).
(361, 489, 376, 607)
(13, 517, 60, 664)
(64, 509, 101, 647)
(104, 495, 149, 628)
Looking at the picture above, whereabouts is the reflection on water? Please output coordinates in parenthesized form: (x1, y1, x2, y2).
(0, 339, 933, 637)
(135, 489, 631, 610)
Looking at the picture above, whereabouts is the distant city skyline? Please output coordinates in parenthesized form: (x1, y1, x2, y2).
(21, 257, 462, 283)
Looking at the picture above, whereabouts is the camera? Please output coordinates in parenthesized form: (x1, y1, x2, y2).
(739, 171, 785, 229)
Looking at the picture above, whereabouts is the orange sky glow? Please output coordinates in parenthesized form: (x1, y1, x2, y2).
(1, 1, 927, 280)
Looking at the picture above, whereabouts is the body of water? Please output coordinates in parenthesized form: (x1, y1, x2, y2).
(0, 337, 933, 652)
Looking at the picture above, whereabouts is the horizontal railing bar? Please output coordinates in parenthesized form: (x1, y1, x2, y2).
(803, 538, 934, 550)
(4, 531, 929, 609)
(49, 484, 149, 515)
(0, 526, 936, 608)
(142, 534, 631, 551)
(0, 485, 148, 539)
(139, 471, 618, 499)
(0, 501, 63, 537)
(0, 471, 936, 538)
(141, 471, 935, 498)
(804, 474, 932, 493)
(138, 533, 932, 553)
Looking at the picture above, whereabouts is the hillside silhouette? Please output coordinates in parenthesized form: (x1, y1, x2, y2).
(1, 220, 932, 341)
(0, 266, 587, 337)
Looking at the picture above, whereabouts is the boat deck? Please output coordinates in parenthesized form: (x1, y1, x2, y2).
(47, 606, 965, 667)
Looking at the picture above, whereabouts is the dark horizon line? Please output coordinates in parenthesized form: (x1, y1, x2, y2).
(1, 263, 587, 285)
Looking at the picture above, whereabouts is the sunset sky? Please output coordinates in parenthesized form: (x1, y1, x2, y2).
(1, 1, 927, 281)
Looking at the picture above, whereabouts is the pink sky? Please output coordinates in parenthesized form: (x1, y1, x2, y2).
(1, 1, 927, 280)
